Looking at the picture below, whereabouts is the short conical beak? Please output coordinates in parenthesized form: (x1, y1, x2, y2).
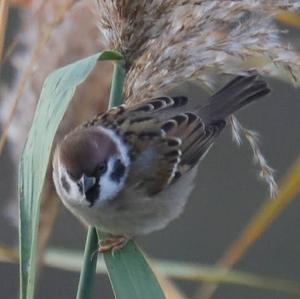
(82, 175, 96, 194)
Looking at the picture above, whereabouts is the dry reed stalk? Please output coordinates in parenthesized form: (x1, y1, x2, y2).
(276, 10, 300, 28)
(155, 271, 187, 299)
(0, 0, 9, 63)
(194, 156, 300, 299)
(1, 31, 20, 65)
(0, 0, 77, 156)
(0, 245, 18, 263)
(9, 0, 33, 7)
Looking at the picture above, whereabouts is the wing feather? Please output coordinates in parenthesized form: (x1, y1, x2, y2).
(83, 96, 222, 195)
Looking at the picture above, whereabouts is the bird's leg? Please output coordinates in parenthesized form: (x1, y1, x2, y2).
(99, 235, 130, 254)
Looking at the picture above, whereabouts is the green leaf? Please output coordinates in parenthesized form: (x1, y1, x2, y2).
(103, 241, 165, 299)
(98, 50, 124, 61)
(19, 51, 122, 299)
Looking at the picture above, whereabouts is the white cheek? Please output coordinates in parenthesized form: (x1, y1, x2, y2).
(98, 157, 126, 203)
(66, 175, 82, 201)
(94, 126, 130, 203)
(100, 175, 120, 202)
(56, 160, 86, 205)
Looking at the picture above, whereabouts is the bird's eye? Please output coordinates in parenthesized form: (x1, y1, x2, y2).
(67, 171, 78, 181)
(96, 161, 107, 176)
(110, 158, 126, 183)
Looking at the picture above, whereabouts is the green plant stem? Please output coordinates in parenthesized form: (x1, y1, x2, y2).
(76, 59, 125, 299)
(76, 228, 99, 299)
(109, 61, 125, 108)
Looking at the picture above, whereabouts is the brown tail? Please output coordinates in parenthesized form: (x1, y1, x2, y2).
(199, 73, 270, 123)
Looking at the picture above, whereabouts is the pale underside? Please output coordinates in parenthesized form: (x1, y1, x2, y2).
(56, 159, 199, 236)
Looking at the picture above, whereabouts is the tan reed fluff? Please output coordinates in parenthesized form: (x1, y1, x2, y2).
(1, 1, 110, 164)
(0, 0, 111, 240)
(96, 0, 300, 197)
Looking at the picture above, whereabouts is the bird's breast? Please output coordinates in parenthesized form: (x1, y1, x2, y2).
(71, 164, 199, 236)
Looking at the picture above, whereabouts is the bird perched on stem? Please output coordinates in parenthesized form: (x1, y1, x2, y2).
(53, 73, 270, 252)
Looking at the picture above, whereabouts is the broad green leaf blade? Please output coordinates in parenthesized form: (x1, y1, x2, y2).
(103, 241, 166, 299)
(19, 51, 122, 299)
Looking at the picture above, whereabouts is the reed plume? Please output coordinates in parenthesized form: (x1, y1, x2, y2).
(95, 0, 300, 196)
(0, 1, 111, 255)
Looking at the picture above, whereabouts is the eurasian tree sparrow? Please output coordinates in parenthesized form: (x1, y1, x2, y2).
(53, 74, 270, 251)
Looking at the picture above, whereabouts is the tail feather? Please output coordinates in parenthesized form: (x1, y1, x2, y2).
(199, 74, 270, 123)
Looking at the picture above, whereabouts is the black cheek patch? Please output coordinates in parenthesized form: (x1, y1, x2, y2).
(111, 159, 126, 183)
(61, 175, 70, 193)
(76, 182, 83, 194)
(85, 185, 100, 207)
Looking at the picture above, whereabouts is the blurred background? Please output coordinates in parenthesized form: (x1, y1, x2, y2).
(1, 2, 300, 299)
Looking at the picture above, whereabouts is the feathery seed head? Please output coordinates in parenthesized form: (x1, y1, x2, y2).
(95, 0, 300, 197)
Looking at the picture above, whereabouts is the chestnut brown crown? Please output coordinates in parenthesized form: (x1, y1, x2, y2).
(59, 127, 119, 180)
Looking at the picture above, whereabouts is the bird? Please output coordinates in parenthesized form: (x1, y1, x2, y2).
(53, 73, 270, 252)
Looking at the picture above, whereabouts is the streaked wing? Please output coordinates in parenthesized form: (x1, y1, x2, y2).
(84, 98, 185, 195)
(160, 112, 225, 181)
(83, 96, 223, 195)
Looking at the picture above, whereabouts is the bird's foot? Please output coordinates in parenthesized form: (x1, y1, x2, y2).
(99, 235, 130, 255)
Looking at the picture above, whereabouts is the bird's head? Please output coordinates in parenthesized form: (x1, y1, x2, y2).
(53, 126, 130, 207)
